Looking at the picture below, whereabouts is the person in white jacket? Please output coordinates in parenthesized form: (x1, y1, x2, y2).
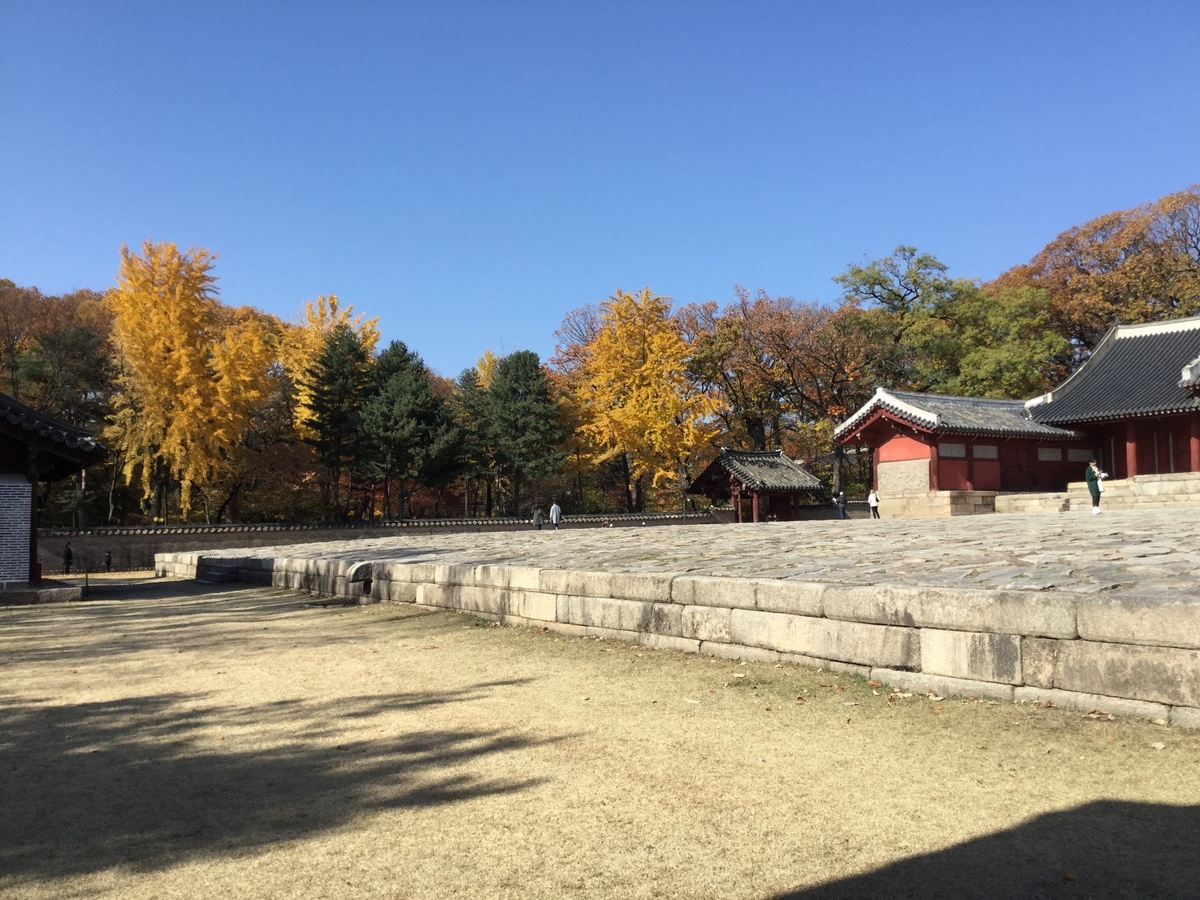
(867, 490, 880, 519)
(549, 501, 562, 529)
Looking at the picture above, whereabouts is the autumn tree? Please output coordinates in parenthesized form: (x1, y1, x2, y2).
(989, 185, 1200, 365)
(563, 288, 716, 512)
(106, 241, 281, 522)
(279, 294, 379, 438)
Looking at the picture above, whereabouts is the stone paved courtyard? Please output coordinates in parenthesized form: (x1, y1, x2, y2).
(194, 508, 1199, 599)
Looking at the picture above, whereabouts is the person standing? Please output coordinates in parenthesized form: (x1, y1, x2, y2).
(63, 543, 73, 575)
(867, 489, 880, 519)
(104, 551, 112, 573)
(532, 506, 544, 530)
(549, 501, 562, 530)
(836, 491, 848, 520)
(1085, 459, 1107, 514)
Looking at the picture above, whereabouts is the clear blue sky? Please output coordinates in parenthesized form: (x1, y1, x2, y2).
(3, 1, 1198, 378)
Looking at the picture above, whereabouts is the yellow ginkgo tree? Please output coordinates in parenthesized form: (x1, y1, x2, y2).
(106, 241, 281, 521)
(278, 294, 379, 439)
(572, 287, 717, 511)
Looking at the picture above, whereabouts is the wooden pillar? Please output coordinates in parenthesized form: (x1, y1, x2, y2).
(1191, 414, 1200, 473)
(751, 492, 760, 523)
(1125, 420, 1139, 478)
(928, 441, 940, 491)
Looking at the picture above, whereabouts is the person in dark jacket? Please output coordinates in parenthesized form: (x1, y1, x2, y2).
(64, 543, 73, 575)
(532, 506, 544, 530)
(836, 492, 848, 519)
(1085, 459, 1106, 514)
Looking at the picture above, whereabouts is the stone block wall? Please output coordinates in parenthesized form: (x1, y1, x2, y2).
(877, 459, 930, 496)
(878, 490, 997, 519)
(155, 550, 1200, 729)
(994, 493, 1069, 515)
(1064, 472, 1200, 512)
(0, 475, 31, 587)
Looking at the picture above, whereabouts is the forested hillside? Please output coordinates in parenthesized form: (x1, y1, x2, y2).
(6, 186, 1197, 524)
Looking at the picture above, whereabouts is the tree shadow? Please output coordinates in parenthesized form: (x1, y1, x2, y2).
(0, 685, 555, 882)
(772, 800, 1200, 900)
(0, 586, 441, 665)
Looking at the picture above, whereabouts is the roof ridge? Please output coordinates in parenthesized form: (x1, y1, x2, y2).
(1114, 315, 1200, 338)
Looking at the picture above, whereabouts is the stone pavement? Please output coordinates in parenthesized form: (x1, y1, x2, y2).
(193, 507, 1199, 599)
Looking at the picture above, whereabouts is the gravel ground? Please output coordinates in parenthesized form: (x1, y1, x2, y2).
(2, 578, 1198, 899)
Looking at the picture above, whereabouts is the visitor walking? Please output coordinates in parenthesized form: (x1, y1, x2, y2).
(867, 489, 880, 519)
(63, 543, 73, 575)
(104, 551, 112, 572)
(1086, 459, 1107, 514)
(532, 506, 544, 530)
(836, 491, 848, 520)
(549, 501, 562, 530)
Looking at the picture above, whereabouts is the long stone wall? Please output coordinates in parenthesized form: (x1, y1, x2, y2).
(156, 550, 1200, 730)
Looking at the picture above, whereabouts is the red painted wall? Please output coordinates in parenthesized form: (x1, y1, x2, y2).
(878, 435, 931, 462)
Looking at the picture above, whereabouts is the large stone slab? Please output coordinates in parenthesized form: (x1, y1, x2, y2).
(1020, 637, 1059, 688)
(671, 576, 757, 610)
(821, 585, 1077, 638)
(729, 608, 918, 668)
(682, 606, 732, 643)
(1054, 641, 1200, 708)
(1170, 706, 1200, 729)
(920, 629, 1022, 685)
(1013, 687, 1170, 723)
(561, 595, 652, 632)
(1077, 593, 1200, 650)
(610, 572, 674, 603)
(539, 569, 613, 599)
(507, 589, 557, 622)
(871, 668, 1015, 702)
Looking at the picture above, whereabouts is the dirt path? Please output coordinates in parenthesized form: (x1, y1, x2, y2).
(2, 582, 1198, 899)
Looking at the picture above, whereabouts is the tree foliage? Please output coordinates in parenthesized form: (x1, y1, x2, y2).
(361, 340, 462, 519)
(559, 288, 717, 511)
(989, 185, 1200, 363)
(303, 323, 373, 518)
(105, 241, 281, 519)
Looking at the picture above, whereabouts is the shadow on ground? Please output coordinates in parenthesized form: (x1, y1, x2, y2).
(0, 683, 552, 881)
(774, 800, 1200, 900)
(0, 586, 413, 665)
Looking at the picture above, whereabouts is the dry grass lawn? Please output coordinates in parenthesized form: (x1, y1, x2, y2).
(2, 578, 1198, 899)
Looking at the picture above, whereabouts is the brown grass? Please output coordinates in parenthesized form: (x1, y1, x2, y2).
(1, 580, 1197, 899)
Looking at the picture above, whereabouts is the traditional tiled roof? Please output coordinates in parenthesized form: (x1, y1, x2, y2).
(688, 449, 823, 495)
(834, 387, 1078, 442)
(0, 393, 106, 480)
(1027, 317, 1200, 425)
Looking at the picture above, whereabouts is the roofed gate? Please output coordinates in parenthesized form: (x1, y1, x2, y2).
(688, 449, 824, 523)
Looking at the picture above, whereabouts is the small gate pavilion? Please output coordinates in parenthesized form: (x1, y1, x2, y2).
(0, 393, 105, 587)
(688, 448, 824, 522)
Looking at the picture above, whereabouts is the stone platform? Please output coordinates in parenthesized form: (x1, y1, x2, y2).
(0, 579, 83, 606)
(156, 507, 1200, 729)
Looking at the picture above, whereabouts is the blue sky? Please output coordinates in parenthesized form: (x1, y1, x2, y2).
(3, 1, 1199, 378)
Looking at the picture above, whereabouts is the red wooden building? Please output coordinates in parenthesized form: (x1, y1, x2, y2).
(835, 316, 1200, 503)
